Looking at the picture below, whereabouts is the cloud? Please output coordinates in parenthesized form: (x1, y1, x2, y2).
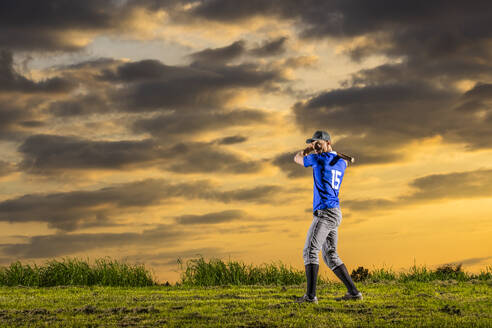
(0, 101, 34, 141)
(0, 49, 74, 93)
(0, 161, 17, 178)
(188, 40, 247, 65)
(292, 80, 492, 163)
(0, 177, 289, 231)
(16, 134, 266, 175)
(187, 37, 288, 67)
(174, 1, 492, 156)
(47, 94, 112, 117)
(0, 223, 186, 258)
(131, 109, 271, 142)
(0, 0, 177, 52)
(174, 209, 246, 225)
(442, 256, 492, 267)
(213, 135, 248, 145)
(270, 150, 311, 178)
(249, 36, 288, 57)
(344, 168, 492, 212)
(107, 61, 287, 111)
(184, 1, 491, 61)
(17, 134, 166, 174)
(38, 55, 283, 145)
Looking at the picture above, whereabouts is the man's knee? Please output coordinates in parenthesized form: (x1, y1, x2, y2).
(303, 245, 319, 265)
(322, 250, 343, 270)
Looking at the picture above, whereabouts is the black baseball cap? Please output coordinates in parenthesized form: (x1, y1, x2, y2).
(306, 130, 331, 143)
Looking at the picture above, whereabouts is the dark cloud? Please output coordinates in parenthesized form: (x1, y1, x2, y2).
(0, 177, 288, 231)
(176, 1, 492, 155)
(0, 223, 186, 258)
(0, 102, 31, 141)
(98, 59, 195, 82)
(0, 96, 50, 141)
(344, 168, 492, 212)
(109, 61, 286, 111)
(188, 40, 246, 65)
(270, 150, 310, 179)
(0, 178, 172, 231)
(175, 209, 246, 225)
(443, 256, 492, 267)
(159, 140, 265, 174)
(188, 0, 277, 22)
(0, 160, 17, 177)
(47, 94, 112, 117)
(212, 185, 282, 203)
(185, 1, 491, 59)
(0, 49, 74, 93)
(39, 55, 284, 147)
(131, 109, 269, 141)
(16, 134, 265, 175)
(249, 36, 288, 57)
(0, 0, 144, 52)
(214, 135, 248, 145)
(289, 2, 491, 154)
(215, 223, 276, 235)
(293, 80, 492, 163)
(187, 37, 287, 67)
(17, 134, 166, 174)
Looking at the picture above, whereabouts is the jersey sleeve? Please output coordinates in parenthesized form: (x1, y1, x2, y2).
(303, 153, 318, 167)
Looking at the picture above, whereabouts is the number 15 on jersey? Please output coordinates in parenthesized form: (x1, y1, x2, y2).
(331, 170, 342, 190)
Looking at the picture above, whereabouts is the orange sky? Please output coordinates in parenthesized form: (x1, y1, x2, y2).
(0, 1, 491, 283)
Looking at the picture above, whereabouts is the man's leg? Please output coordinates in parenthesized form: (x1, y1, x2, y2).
(298, 213, 331, 302)
(332, 263, 359, 296)
(320, 208, 361, 297)
(305, 263, 319, 300)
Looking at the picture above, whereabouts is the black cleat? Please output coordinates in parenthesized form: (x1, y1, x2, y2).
(294, 294, 318, 304)
(334, 291, 363, 301)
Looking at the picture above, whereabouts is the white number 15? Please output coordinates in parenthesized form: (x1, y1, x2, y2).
(331, 170, 342, 190)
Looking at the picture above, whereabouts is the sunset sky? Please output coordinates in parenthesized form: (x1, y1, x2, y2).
(0, 0, 491, 283)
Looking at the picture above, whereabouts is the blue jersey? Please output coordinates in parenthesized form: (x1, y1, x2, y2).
(303, 151, 347, 212)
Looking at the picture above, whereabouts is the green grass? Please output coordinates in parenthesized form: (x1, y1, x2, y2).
(0, 280, 490, 327)
(2, 256, 491, 287)
(178, 257, 311, 286)
(0, 257, 156, 287)
(0, 257, 490, 327)
(177, 256, 492, 286)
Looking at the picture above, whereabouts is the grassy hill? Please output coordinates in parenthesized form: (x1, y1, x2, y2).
(0, 257, 490, 327)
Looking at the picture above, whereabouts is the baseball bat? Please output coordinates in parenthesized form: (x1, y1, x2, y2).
(311, 142, 355, 163)
(335, 151, 355, 164)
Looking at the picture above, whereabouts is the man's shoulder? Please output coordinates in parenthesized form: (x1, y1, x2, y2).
(321, 152, 347, 167)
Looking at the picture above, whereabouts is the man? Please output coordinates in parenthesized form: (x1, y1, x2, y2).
(293, 130, 362, 303)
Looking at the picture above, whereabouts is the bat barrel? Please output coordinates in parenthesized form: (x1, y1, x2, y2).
(336, 151, 355, 163)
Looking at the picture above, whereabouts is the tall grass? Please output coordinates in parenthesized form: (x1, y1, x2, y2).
(177, 256, 492, 286)
(0, 257, 156, 287)
(2, 256, 490, 287)
(178, 256, 328, 286)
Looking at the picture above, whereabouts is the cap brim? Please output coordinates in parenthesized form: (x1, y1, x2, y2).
(306, 138, 320, 143)
(306, 138, 331, 143)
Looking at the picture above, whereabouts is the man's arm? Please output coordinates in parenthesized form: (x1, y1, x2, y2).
(294, 144, 314, 166)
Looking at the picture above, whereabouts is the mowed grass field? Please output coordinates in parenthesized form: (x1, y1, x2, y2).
(0, 257, 490, 327)
(0, 280, 491, 327)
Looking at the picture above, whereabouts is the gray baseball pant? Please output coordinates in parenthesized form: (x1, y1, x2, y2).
(303, 207, 344, 270)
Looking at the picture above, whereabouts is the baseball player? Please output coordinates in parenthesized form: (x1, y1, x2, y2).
(293, 130, 362, 303)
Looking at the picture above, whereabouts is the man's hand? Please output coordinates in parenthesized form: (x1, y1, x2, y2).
(303, 144, 315, 156)
(294, 144, 314, 166)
